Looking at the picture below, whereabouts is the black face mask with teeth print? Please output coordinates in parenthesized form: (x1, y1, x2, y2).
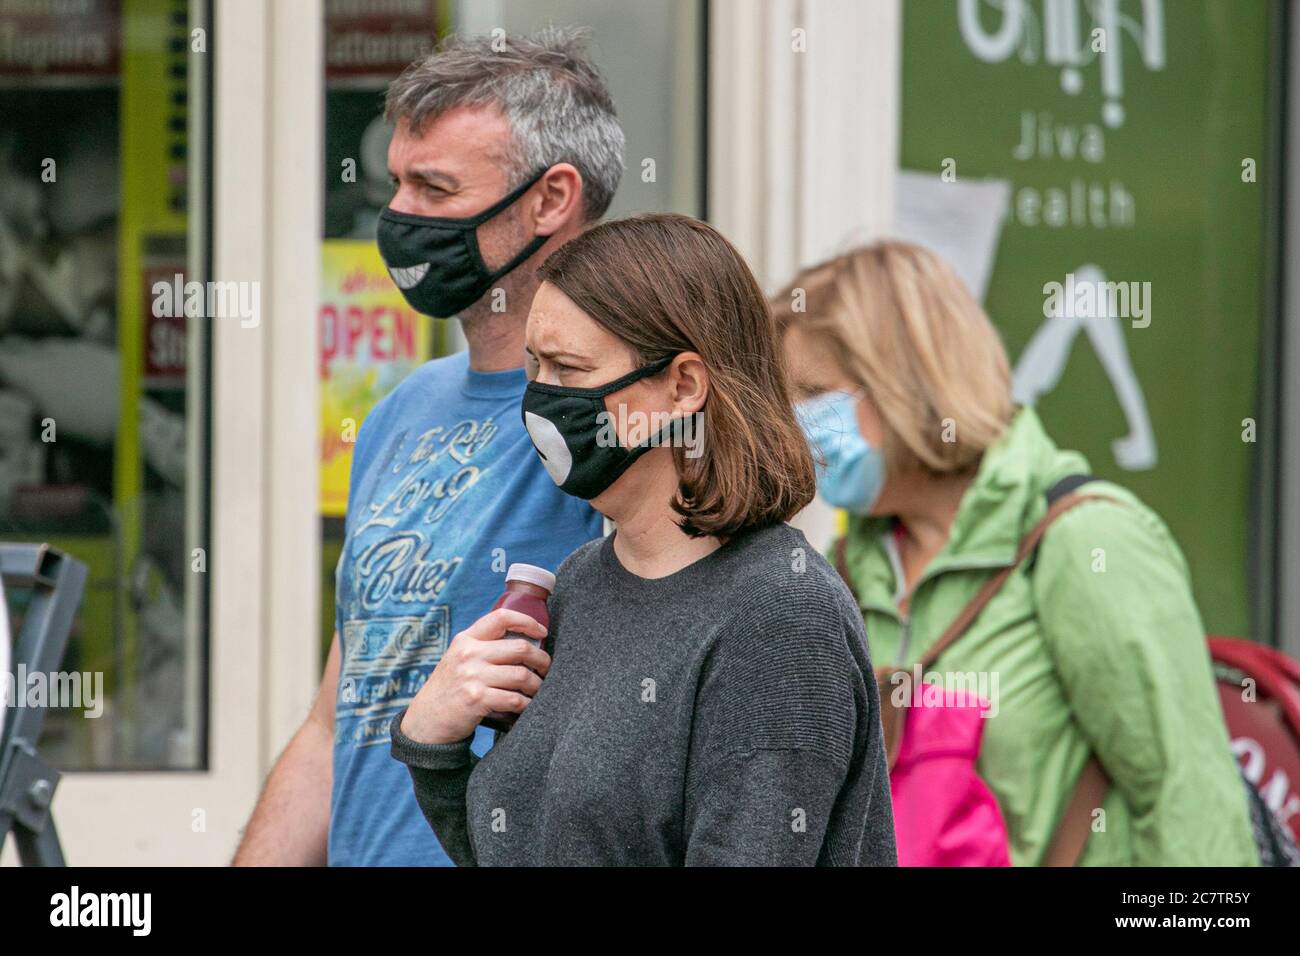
(521, 355, 681, 501)
(376, 167, 549, 318)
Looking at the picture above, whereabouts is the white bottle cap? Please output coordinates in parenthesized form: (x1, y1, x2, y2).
(505, 563, 556, 593)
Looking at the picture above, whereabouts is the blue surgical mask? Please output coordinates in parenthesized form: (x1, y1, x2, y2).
(796, 390, 884, 515)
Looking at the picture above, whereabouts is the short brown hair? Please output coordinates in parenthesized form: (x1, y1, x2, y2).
(772, 241, 1014, 476)
(384, 27, 624, 222)
(538, 214, 815, 537)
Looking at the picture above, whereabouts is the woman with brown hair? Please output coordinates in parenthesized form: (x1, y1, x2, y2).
(388, 214, 897, 866)
(774, 240, 1257, 866)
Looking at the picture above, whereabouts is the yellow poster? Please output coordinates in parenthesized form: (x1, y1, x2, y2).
(320, 240, 431, 516)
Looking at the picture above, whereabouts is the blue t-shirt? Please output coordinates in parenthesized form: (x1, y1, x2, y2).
(328, 350, 603, 866)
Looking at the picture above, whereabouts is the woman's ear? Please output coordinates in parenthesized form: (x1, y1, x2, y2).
(669, 352, 709, 417)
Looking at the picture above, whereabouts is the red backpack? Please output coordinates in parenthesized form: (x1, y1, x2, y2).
(1210, 637, 1300, 847)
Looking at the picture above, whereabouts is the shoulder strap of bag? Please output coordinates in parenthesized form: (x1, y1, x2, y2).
(1042, 755, 1109, 866)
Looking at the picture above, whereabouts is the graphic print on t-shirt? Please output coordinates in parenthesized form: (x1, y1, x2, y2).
(329, 353, 603, 866)
(337, 416, 499, 749)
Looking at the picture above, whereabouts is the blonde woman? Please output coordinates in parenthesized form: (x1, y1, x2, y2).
(773, 240, 1256, 866)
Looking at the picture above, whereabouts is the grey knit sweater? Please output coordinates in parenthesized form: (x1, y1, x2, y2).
(390, 522, 897, 866)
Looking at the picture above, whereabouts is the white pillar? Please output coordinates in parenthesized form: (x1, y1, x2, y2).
(212, 0, 323, 776)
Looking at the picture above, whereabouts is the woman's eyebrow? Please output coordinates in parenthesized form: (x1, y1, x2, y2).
(530, 344, 591, 363)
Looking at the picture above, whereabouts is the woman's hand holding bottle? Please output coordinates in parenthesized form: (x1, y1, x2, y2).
(400, 608, 551, 745)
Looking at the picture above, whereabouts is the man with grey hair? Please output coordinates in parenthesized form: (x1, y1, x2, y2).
(234, 27, 622, 866)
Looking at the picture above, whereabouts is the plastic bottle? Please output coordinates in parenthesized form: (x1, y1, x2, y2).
(480, 563, 554, 732)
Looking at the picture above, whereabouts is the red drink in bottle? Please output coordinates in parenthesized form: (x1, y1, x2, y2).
(480, 563, 554, 732)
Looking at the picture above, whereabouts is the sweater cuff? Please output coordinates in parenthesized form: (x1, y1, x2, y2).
(389, 708, 474, 770)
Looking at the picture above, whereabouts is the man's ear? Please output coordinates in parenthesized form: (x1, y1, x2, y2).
(669, 352, 709, 417)
(532, 163, 583, 236)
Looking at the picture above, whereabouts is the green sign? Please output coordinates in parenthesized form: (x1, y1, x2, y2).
(899, 0, 1276, 637)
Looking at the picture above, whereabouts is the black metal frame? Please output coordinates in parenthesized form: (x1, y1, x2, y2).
(1250, 0, 1290, 648)
(0, 544, 87, 866)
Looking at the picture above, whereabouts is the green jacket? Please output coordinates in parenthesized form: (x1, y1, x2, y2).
(835, 407, 1256, 865)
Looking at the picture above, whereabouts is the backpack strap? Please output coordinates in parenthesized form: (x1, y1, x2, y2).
(1045, 473, 1097, 504)
(1025, 473, 1098, 573)
(1042, 756, 1108, 866)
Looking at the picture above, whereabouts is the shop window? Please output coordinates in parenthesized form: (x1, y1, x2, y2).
(0, 0, 209, 771)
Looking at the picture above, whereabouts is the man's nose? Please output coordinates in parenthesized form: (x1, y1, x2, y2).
(387, 183, 424, 215)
